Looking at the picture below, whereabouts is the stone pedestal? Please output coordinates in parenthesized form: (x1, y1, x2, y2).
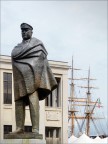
(1, 133, 46, 144)
(4, 132, 43, 139)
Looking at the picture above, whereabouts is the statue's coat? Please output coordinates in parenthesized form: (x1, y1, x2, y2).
(11, 37, 57, 103)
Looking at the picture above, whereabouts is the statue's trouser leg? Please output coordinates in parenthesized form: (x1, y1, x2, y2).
(15, 99, 25, 131)
(29, 91, 39, 133)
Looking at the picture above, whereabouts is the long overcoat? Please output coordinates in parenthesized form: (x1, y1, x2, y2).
(11, 37, 57, 103)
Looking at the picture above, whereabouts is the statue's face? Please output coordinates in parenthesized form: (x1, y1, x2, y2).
(21, 28, 32, 40)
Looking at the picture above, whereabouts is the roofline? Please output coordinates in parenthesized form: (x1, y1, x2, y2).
(48, 60, 68, 63)
(0, 55, 68, 64)
(0, 55, 11, 57)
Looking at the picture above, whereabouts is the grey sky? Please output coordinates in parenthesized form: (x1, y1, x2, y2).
(1, 0, 107, 125)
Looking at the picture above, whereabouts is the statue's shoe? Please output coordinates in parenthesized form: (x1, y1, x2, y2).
(32, 128, 39, 134)
(10, 128, 24, 134)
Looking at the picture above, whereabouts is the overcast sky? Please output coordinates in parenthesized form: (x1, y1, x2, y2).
(1, 0, 107, 130)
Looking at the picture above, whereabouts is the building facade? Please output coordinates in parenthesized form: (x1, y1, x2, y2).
(0, 55, 69, 143)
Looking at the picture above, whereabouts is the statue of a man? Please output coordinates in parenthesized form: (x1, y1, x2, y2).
(11, 23, 57, 134)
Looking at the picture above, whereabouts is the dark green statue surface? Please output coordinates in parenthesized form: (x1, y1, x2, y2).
(10, 23, 57, 137)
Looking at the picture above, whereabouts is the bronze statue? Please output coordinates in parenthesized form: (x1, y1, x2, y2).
(11, 23, 57, 135)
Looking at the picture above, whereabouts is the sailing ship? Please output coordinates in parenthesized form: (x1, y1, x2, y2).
(68, 57, 107, 138)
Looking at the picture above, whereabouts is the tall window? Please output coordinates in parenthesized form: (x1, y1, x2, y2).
(45, 127, 61, 138)
(45, 127, 61, 144)
(4, 125, 12, 134)
(45, 78, 61, 107)
(3, 73, 12, 104)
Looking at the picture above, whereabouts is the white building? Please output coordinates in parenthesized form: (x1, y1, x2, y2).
(0, 55, 69, 144)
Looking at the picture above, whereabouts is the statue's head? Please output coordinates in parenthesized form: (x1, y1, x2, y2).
(20, 23, 33, 40)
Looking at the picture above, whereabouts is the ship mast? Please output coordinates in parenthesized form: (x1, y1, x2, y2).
(70, 57, 74, 135)
(86, 67, 92, 136)
(68, 56, 81, 135)
(79, 67, 98, 136)
(71, 57, 76, 135)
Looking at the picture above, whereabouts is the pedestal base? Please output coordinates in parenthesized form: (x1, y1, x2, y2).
(2, 133, 46, 144)
(4, 132, 43, 139)
(0, 139, 46, 144)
